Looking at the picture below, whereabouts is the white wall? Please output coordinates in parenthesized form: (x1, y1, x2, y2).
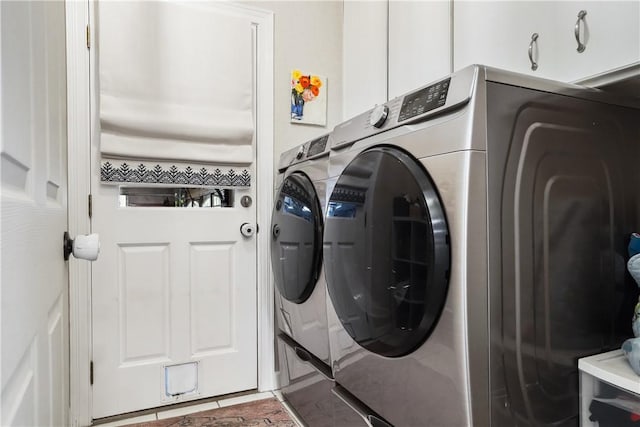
(240, 1, 344, 171)
(343, 0, 388, 119)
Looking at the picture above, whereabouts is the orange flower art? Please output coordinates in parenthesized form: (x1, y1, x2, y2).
(291, 70, 323, 121)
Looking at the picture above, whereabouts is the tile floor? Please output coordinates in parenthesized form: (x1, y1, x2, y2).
(94, 391, 303, 427)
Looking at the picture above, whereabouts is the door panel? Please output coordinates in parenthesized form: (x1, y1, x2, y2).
(1, 1, 69, 425)
(190, 243, 235, 355)
(118, 244, 171, 364)
(91, 185, 257, 418)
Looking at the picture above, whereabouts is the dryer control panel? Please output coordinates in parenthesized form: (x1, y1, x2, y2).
(306, 134, 330, 158)
(331, 66, 477, 151)
(277, 133, 331, 172)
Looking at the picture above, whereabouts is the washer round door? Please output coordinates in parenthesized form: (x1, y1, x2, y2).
(324, 146, 450, 357)
(271, 171, 323, 304)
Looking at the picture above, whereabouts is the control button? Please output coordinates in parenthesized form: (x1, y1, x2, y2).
(370, 104, 389, 128)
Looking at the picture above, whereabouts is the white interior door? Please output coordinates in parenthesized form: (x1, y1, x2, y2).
(89, 7, 259, 418)
(1, 1, 69, 425)
(90, 181, 258, 418)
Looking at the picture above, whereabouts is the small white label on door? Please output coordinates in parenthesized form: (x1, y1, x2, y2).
(165, 362, 198, 397)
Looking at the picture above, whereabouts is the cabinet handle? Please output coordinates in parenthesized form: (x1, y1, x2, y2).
(575, 10, 587, 53)
(528, 33, 539, 71)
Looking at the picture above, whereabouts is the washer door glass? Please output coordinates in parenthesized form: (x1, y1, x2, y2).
(271, 171, 323, 303)
(324, 147, 450, 357)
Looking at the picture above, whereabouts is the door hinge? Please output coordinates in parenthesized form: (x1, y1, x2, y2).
(86, 25, 90, 49)
(88, 194, 92, 218)
(90, 361, 94, 385)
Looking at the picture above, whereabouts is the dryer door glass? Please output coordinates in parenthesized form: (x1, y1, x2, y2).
(271, 172, 323, 303)
(324, 147, 450, 357)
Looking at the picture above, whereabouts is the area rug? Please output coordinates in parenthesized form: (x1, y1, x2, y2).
(122, 397, 297, 427)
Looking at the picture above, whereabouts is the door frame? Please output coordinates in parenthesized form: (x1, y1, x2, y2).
(66, 2, 275, 425)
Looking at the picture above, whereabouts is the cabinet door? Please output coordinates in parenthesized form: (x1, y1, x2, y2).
(388, 0, 452, 99)
(454, 1, 560, 79)
(343, 1, 388, 119)
(551, 1, 640, 82)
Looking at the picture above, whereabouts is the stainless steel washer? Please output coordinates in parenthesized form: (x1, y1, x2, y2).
(323, 65, 640, 426)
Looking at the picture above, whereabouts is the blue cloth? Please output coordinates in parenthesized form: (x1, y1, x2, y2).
(629, 233, 640, 257)
(622, 338, 640, 376)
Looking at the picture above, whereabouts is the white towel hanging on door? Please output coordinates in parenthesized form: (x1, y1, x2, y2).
(98, 1, 254, 165)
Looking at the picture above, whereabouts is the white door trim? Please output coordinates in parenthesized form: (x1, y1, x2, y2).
(66, 1, 92, 425)
(66, 2, 275, 425)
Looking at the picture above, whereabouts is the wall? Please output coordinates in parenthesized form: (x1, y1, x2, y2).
(240, 1, 344, 174)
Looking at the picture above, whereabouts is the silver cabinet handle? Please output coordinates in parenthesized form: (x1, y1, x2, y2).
(528, 33, 539, 71)
(575, 10, 587, 52)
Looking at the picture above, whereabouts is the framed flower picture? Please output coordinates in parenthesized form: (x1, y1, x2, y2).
(291, 70, 327, 126)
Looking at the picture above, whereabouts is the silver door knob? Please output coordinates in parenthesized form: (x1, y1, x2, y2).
(240, 223, 256, 238)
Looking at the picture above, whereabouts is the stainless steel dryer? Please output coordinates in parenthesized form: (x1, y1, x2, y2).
(272, 134, 331, 364)
(272, 134, 368, 427)
(323, 65, 640, 426)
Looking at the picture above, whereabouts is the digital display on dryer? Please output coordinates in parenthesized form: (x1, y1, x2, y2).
(398, 78, 451, 122)
(306, 135, 329, 158)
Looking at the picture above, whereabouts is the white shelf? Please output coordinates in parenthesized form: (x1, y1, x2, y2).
(579, 349, 640, 395)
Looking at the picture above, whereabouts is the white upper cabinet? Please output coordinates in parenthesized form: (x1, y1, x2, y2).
(343, 0, 638, 118)
(342, 0, 452, 120)
(551, 2, 640, 82)
(343, 1, 388, 120)
(454, 2, 558, 78)
(454, 1, 640, 82)
(388, 0, 452, 99)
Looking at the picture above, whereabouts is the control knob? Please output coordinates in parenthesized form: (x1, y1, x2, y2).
(370, 105, 389, 128)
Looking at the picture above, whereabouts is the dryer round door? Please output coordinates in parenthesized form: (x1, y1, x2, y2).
(271, 171, 323, 304)
(324, 146, 450, 357)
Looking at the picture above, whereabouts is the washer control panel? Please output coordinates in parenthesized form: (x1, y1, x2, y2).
(398, 78, 450, 122)
(330, 66, 476, 151)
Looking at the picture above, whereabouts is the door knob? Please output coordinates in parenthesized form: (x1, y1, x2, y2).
(63, 232, 100, 261)
(240, 223, 256, 238)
